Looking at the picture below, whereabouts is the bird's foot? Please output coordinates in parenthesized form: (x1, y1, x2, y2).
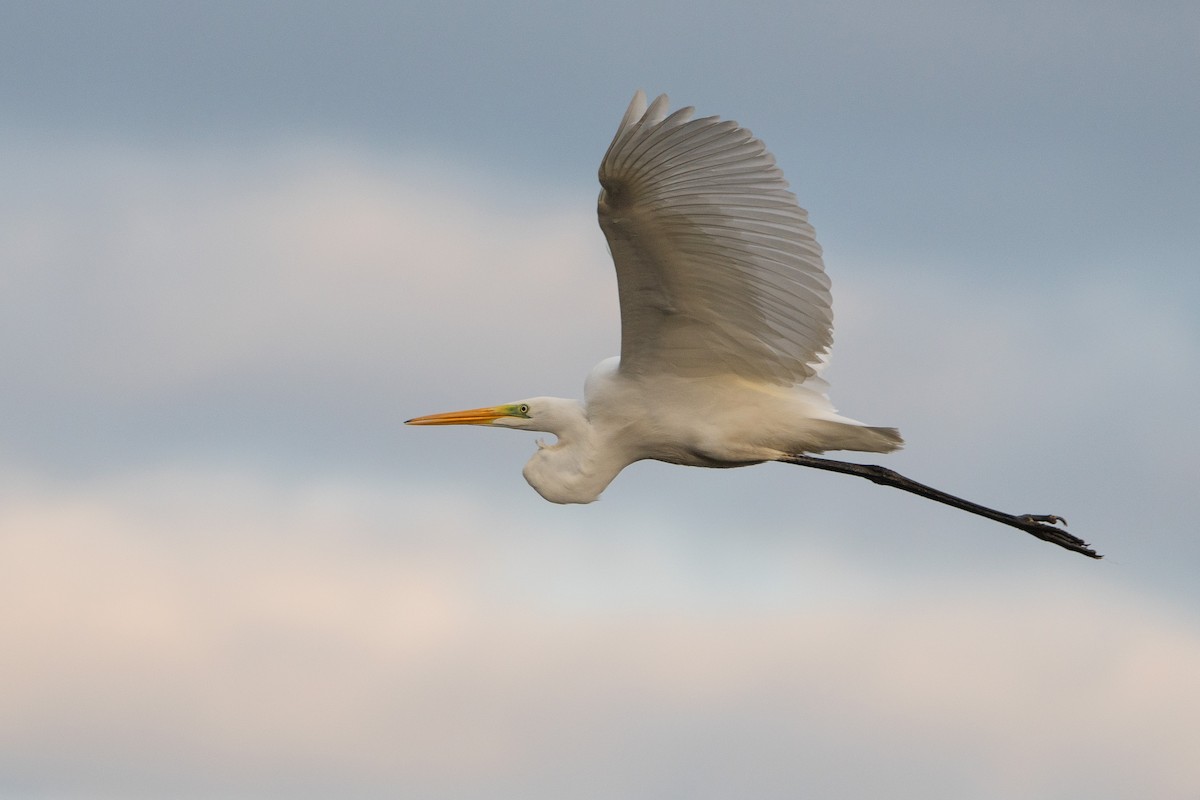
(1017, 513, 1068, 527)
(1010, 513, 1097, 557)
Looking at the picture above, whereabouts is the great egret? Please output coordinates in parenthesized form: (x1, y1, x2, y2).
(408, 91, 1099, 559)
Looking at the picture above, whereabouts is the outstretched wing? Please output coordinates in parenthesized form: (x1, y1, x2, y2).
(598, 91, 833, 385)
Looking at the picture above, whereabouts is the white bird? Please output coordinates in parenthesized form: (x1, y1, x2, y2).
(408, 91, 1098, 558)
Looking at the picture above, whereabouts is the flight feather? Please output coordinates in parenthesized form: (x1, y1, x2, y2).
(597, 90, 833, 385)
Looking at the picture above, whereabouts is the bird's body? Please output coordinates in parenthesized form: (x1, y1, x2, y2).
(515, 358, 900, 504)
(409, 90, 1098, 557)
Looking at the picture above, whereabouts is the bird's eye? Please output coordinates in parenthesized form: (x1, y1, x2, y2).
(518, 404, 530, 415)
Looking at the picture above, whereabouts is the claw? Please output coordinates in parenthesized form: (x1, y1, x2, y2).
(1018, 514, 1068, 527)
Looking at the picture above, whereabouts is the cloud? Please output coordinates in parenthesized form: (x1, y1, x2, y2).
(3, 138, 1196, 572)
(8, 138, 1194, 424)
(1, 467, 1198, 799)
(1, 142, 611, 402)
(0, 140, 623, 475)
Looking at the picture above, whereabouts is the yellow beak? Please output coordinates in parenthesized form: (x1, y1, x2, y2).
(405, 405, 509, 426)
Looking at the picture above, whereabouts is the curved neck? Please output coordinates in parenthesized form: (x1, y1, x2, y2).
(520, 399, 624, 504)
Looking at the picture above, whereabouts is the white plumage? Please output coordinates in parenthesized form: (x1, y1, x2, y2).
(409, 90, 901, 504)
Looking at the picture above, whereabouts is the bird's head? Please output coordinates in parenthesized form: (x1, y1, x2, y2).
(406, 397, 584, 436)
(409, 396, 607, 503)
(406, 401, 535, 430)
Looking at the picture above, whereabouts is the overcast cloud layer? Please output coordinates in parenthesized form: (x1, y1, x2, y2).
(4, 471, 1200, 799)
(2, 2, 1198, 798)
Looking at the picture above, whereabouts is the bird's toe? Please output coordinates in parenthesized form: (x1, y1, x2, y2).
(1018, 513, 1068, 527)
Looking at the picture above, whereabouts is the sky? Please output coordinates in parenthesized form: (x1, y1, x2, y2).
(2, 1, 1199, 797)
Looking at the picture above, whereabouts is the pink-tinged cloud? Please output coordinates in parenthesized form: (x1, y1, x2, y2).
(1, 468, 1196, 798)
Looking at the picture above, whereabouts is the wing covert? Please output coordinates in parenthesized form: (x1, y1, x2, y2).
(597, 91, 833, 385)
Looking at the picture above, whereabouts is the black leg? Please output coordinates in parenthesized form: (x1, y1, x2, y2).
(778, 454, 1100, 559)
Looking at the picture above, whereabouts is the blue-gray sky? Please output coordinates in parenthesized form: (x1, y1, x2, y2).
(2, 2, 1199, 798)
